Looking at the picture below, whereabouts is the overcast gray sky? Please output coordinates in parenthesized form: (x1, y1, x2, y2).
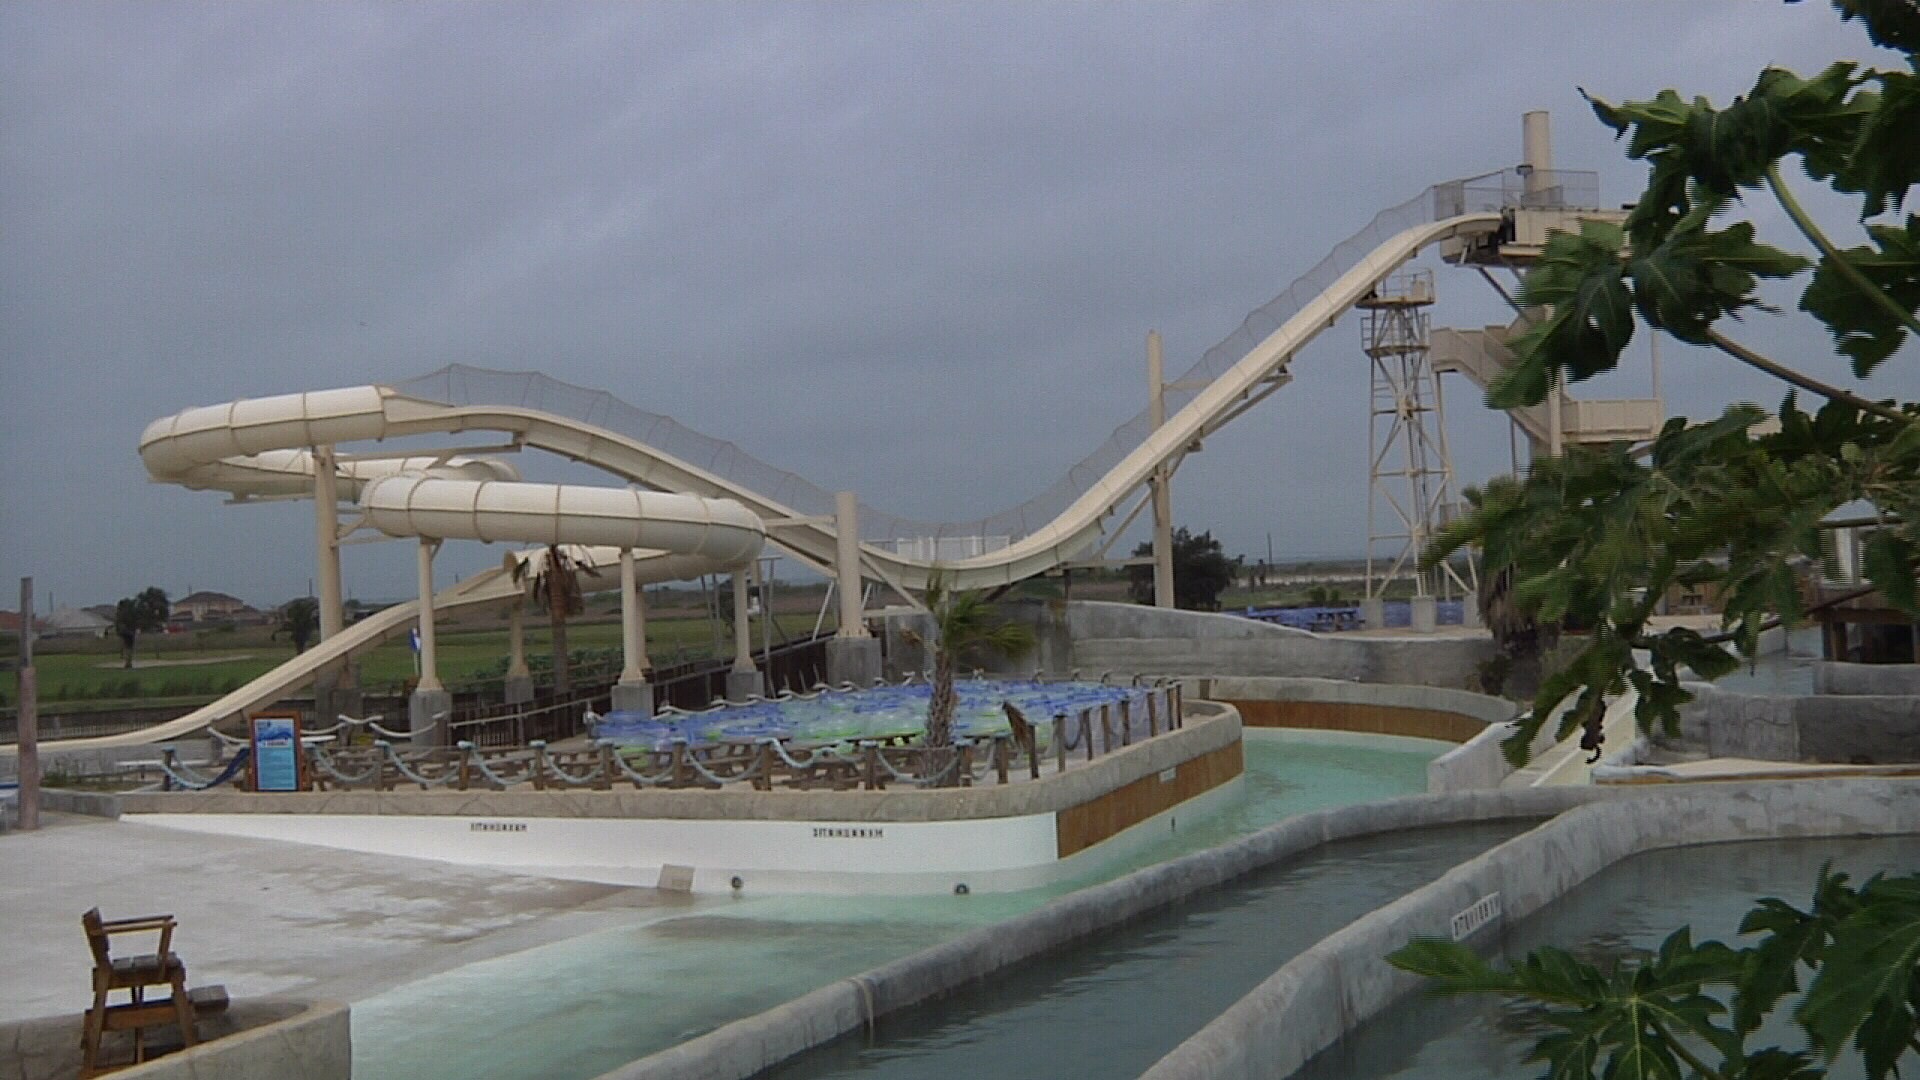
(3, 2, 1915, 609)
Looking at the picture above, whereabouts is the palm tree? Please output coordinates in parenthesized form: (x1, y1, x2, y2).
(510, 545, 595, 696)
(274, 597, 320, 653)
(1477, 566, 1557, 698)
(922, 571, 1035, 778)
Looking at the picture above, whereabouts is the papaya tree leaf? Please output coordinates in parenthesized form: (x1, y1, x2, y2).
(1799, 213, 1920, 377)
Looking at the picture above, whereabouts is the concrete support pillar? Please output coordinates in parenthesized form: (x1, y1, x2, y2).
(414, 539, 442, 693)
(312, 445, 345, 640)
(731, 570, 756, 674)
(828, 491, 883, 685)
(1360, 597, 1386, 631)
(619, 550, 651, 681)
(1460, 595, 1483, 629)
(311, 445, 357, 722)
(504, 603, 533, 704)
(834, 491, 867, 637)
(722, 568, 760, 703)
(1411, 595, 1438, 634)
(1148, 331, 1176, 609)
(409, 540, 450, 745)
(613, 550, 654, 715)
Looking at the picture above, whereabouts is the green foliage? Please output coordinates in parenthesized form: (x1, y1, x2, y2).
(1128, 527, 1238, 610)
(922, 570, 1035, 754)
(111, 587, 170, 668)
(1801, 215, 1920, 375)
(1433, 0, 1920, 762)
(1390, 868, 1920, 1078)
(274, 597, 320, 654)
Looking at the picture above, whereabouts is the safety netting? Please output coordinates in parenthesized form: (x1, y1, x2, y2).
(390, 167, 1596, 551)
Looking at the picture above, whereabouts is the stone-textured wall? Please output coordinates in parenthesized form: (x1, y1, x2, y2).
(1814, 661, 1920, 696)
(1667, 683, 1920, 764)
(982, 601, 1495, 689)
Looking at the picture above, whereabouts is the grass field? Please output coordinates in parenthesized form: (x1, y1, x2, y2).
(0, 612, 822, 712)
(1, 565, 1439, 714)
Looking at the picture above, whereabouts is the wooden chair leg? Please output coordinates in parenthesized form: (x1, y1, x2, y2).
(80, 980, 109, 1078)
(172, 969, 197, 1047)
(131, 985, 146, 1063)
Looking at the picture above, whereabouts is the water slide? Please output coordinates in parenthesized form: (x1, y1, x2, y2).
(15, 174, 1540, 754)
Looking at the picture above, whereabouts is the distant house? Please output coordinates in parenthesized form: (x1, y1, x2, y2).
(0, 611, 47, 635)
(41, 607, 113, 639)
(172, 590, 249, 622)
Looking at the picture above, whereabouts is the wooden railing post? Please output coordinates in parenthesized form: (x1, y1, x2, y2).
(1054, 714, 1067, 773)
(1082, 709, 1095, 763)
(1120, 699, 1132, 746)
(1148, 690, 1160, 737)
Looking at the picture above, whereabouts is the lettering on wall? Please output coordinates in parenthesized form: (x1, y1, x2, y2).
(811, 826, 884, 839)
(470, 821, 529, 833)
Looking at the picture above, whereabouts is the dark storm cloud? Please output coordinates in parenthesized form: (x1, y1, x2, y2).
(2, 2, 1914, 606)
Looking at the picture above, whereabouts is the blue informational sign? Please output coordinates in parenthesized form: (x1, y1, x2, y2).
(252, 714, 302, 793)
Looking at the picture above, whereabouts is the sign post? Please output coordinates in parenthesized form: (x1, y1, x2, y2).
(248, 711, 306, 793)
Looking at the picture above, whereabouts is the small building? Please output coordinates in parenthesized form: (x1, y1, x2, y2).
(172, 590, 249, 622)
(41, 607, 113, 639)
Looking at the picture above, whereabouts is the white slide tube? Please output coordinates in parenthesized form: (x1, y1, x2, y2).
(57, 199, 1505, 753)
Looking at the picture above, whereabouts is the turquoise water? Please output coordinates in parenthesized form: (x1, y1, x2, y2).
(763, 821, 1536, 1080)
(351, 728, 1453, 1080)
(1290, 834, 1920, 1080)
(594, 678, 1154, 749)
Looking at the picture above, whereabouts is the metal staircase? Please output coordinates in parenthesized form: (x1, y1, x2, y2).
(1433, 315, 1663, 453)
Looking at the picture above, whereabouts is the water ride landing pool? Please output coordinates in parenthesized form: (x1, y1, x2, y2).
(122, 681, 1231, 896)
(350, 728, 1454, 1080)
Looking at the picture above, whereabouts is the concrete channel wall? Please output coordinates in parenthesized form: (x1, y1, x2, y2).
(1665, 683, 1920, 764)
(1142, 777, 1920, 1080)
(1060, 602, 1494, 688)
(0, 999, 348, 1080)
(937, 601, 1496, 689)
(1814, 661, 1920, 696)
(596, 786, 1604, 1080)
(1179, 676, 1526, 793)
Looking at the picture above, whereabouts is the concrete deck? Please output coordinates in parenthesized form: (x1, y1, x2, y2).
(0, 813, 668, 1023)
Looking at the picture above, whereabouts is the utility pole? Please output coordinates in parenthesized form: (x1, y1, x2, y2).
(16, 577, 40, 831)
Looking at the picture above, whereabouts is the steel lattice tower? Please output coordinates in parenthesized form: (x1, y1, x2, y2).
(1360, 270, 1475, 602)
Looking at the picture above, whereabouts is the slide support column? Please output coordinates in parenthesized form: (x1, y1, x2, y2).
(726, 568, 761, 703)
(408, 538, 450, 745)
(825, 490, 882, 685)
(612, 549, 654, 715)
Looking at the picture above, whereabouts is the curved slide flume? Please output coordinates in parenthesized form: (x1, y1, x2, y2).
(138, 210, 1503, 593)
(15, 198, 1504, 754)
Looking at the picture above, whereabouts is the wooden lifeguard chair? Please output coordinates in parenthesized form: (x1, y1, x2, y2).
(78, 908, 200, 1076)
